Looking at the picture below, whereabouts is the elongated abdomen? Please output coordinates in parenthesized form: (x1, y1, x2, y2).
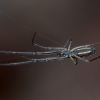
(73, 47, 96, 57)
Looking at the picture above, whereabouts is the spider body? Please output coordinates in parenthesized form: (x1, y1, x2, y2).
(0, 32, 99, 66)
(72, 47, 96, 57)
(61, 51, 70, 57)
(57, 50, 70, 57)
(57, 46, 96, 59)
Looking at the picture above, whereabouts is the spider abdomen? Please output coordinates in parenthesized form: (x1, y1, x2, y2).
(73, 47, 96, 57)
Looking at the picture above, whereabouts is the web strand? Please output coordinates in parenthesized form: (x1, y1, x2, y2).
(0, 10, 73, 76)
(0, 10, 91, 99)
(59, 61, 91, 99)
(0, 10, 62, 46)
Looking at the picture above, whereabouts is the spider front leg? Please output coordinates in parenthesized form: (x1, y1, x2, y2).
(0, 57, 66, 66)
(0, 50, 57, 55)
(32, 32, 49, 50)
(32, 32, 65, 51)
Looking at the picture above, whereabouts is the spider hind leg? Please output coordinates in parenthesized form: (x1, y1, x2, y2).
(90, 56, 100, 62)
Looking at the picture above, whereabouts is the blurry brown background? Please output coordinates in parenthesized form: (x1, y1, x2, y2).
(0, 0, 100, 100)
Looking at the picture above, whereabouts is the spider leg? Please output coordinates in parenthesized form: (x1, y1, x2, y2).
(89, 42, 100, 46)
(73, 58, 78, 65)
(69, 55, 77, 65)
(35, 51, 57, 55)
(90, 56, 100, 62)
(68, 39, 72, 51)
(72, 54, 90, 63)
(75, 58, 78, 65)
(63, 39, 72, 51)
(32, 43, 66, 51)
(0, 57, 66, 66)
(63, 39, 71, 47)
(32, 33, 65, 51)
(0, 50, 57, 55)
(32, 32, 48, 50)
(0, 60, 34, 66)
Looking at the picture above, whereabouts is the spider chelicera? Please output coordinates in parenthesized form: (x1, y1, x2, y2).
(0, 32, 99, 66)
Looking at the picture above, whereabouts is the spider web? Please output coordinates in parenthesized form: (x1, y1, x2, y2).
(0, 10, 90, 99)
(0, 11, 77, 87)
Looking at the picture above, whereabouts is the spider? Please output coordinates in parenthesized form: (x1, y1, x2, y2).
(0, 32, 99, 66)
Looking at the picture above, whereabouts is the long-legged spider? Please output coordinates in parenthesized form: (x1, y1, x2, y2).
(0, 32, 99, 66)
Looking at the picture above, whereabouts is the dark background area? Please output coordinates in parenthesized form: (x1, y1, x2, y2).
(0, 0, 100, 100)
